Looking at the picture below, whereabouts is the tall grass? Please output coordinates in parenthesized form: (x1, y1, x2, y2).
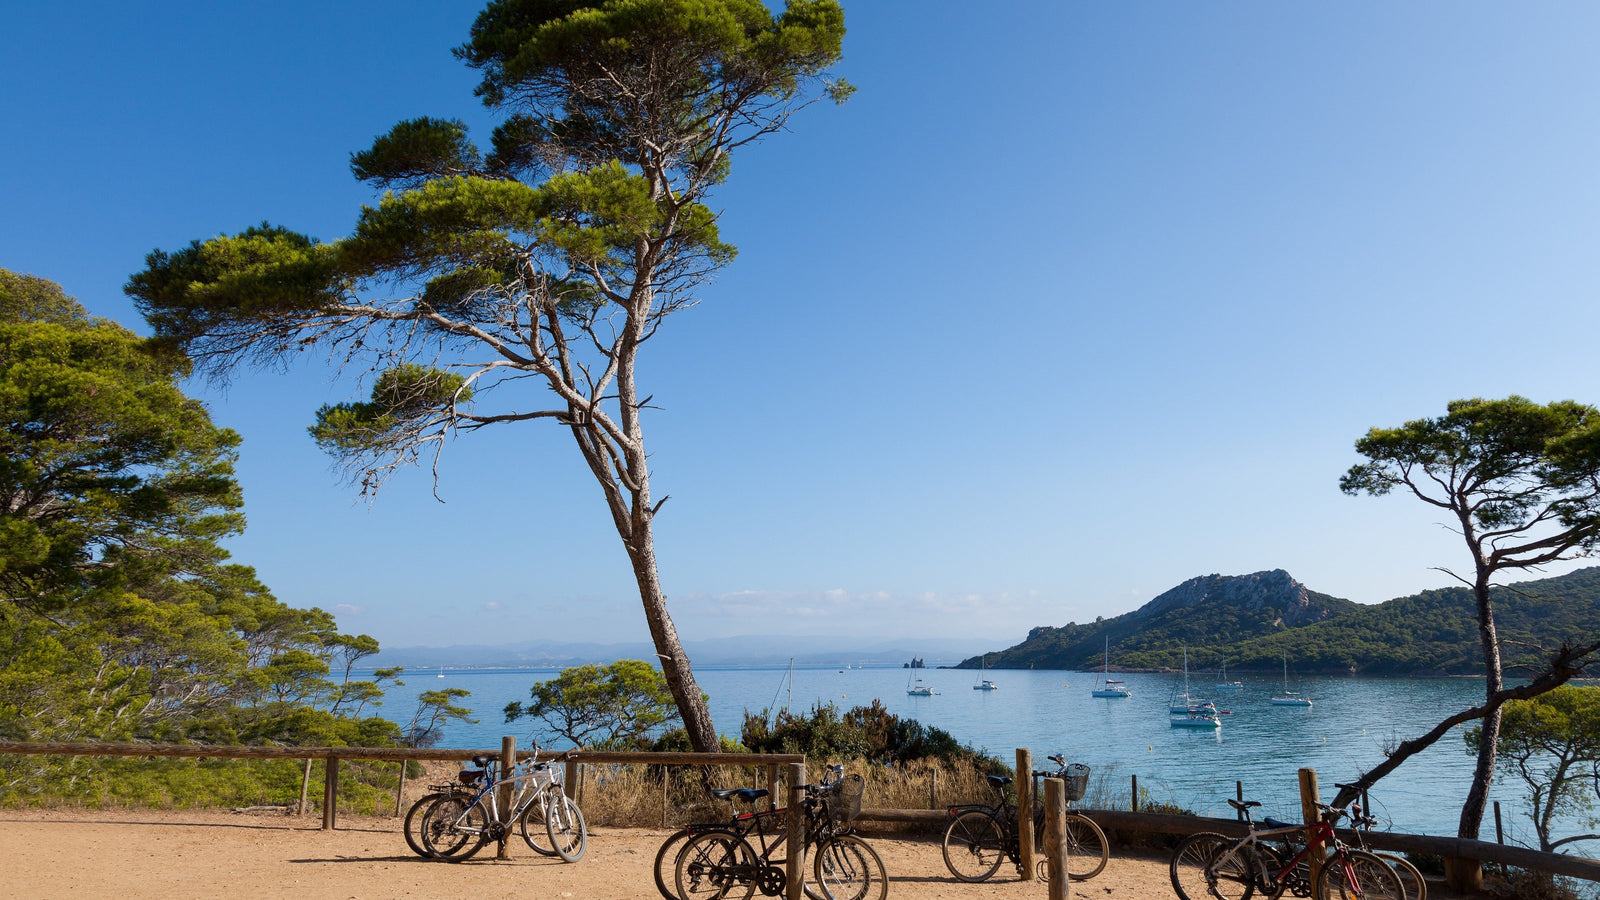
(572, 756, 1006, 828)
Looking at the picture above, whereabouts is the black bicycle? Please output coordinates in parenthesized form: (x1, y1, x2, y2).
(664, 765, 887, 900)
(941, 756, 1109, 882)
(1338, 783, 1427, 900)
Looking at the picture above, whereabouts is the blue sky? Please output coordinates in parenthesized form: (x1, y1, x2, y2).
(5, 2, 1600, 650)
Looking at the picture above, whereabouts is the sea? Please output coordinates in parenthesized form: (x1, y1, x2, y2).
(375, 664, 1570, 845)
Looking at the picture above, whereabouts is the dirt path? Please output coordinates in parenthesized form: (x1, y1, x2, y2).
(0, 807, 1465, 899)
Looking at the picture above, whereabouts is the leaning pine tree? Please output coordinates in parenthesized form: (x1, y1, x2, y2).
(127, 0, 851, 752)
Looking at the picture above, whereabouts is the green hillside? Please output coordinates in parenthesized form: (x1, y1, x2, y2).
(958, 567, 1600, 676)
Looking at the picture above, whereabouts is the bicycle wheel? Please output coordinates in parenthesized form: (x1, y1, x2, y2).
(544, 792, 588, 863)
(518, 790, 557, 856)
(1375, 851, 1426, 900)
(1062, 813, 1109, 881)
(675, 830, 758, 900)
(653, 829, 693, 900)
(1170, 831, 1255, 900)
(1315, 849, 1406, 900)
(420, 794, 490, 861)
(403, 791, 447, 858)
(812, 835, 887, 900)
(941, 810, 1006, 883)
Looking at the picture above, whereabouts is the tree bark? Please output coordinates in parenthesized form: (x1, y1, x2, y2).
(1459, 566, 1502, 841)
(624, 518, 718, 752)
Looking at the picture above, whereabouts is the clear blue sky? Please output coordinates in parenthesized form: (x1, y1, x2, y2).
(5, 2, 1600, 650)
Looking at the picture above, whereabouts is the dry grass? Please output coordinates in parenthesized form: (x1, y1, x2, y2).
(571, 757, 1007, 828)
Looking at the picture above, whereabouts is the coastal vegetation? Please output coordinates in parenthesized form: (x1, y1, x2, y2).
(1342, 396, 1600, 845)
(124, 0, 851, 753)
(0, 269, 432, 807)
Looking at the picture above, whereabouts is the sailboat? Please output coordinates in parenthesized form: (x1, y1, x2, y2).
(1216, 659, 1243, 691)
(1091, 638, 1131, 698)
(1271, 652, 1313, 707)
(907, 670, 936, 696)
(1167, 645, 1213, 714)
(972, 655, 998, 691)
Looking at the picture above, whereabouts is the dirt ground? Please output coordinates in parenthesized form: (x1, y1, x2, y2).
(0, 807, 1471, 900)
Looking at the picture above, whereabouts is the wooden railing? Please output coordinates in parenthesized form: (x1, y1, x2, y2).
(6, 741, 1598, 891)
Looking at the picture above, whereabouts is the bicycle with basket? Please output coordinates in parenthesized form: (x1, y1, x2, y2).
(657, 763, 887, 900)
(940, 756, 1109, 883)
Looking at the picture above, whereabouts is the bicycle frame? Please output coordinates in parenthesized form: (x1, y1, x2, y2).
(441, 752, 565, 837)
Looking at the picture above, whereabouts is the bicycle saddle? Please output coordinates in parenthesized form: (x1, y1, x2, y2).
(711, 788, 769, 803)
(470, 755, 492, 767)
(987, 775, 1013, 788)
(1227, 799, 1261, 812)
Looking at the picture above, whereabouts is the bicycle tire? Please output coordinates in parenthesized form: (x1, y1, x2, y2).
(941, 810, 1006, 883)
(1315, 849, 1406, 900)
(403, 791, 448, 858)
(1170, 831, 1256, 900)
(420, 794, 490, 861)
(653, 829, 693, 900)
(518, 790, 558, 856)
(675, 830, 758, 900)
(1062, 813, 1109, 880)
(544, 792, 588, 863)
(812, 834, 887, 900)
(1374, 851, 1426, 900)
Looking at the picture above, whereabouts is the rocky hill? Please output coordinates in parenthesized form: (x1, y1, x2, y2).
(956, 567, 1600, 676)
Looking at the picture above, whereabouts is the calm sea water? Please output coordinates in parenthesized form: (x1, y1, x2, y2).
(377, 665, 1554, 842)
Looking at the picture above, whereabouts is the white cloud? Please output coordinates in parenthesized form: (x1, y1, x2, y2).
(333, 603, 366, 616)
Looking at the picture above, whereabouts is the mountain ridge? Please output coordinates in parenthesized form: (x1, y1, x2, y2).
(955, 567, 1600, 676)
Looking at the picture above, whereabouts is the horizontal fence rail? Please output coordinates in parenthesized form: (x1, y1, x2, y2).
(0, 741, 800, 766)
(5, 741, 1597, 885)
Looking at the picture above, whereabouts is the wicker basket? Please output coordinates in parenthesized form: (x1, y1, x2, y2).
(826, 774, 865, 827)
(1062, 763, 1090, 802)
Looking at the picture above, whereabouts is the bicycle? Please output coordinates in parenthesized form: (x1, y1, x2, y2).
(669, 764, 887, 900)
(419, 744, 587, 863)
(940, 756, 1109, 883)
(403, 764, 486, 858)
(1169, 797, 1406, 900)
(1337, 783, 1427, 900)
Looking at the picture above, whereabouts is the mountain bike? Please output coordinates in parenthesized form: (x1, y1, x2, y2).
(1336, 783, 1427, 900)
(420, 744, 586, 862)
(940, 756, 1109, 883)
(1169, 798, 1405, 900)
(669, 764, 887, 900)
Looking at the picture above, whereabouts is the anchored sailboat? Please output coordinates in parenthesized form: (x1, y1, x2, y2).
(1091, 637, 1130, 698)
(1271, 652, 1313, 707)
(972, 655, 998, 691)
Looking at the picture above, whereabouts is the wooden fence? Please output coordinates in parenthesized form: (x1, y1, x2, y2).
(5, 740, 1598, 892)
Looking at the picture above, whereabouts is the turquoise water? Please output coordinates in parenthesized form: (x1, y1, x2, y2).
(379, 665, 1548, 843)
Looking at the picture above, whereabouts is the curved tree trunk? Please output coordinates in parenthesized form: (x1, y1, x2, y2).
(1458, 569, 1502, 841)
(624, 519, 718, 752)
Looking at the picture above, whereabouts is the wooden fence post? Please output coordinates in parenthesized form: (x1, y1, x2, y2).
(565, 757, 579, 800)
(298, 758, 313, 816)
(929, 768, 938, 810)
(1297, 768, 1320, 889)
(393, 759, 407, 817)
(1130, 774, 1138, 812)
(1235, 780, 1243, 820)
(662, 764, 671, 827)
(786, 762, 806, 900)
(1017, 748, 1035, 881)
(768, 764, 780, 812)
(1044, 777, 1070, 900)
(498, 736, 516, 860)
(322, 755, 339, 830)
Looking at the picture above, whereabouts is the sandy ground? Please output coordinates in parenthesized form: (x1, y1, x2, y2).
(0, 807, 1471, 900)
